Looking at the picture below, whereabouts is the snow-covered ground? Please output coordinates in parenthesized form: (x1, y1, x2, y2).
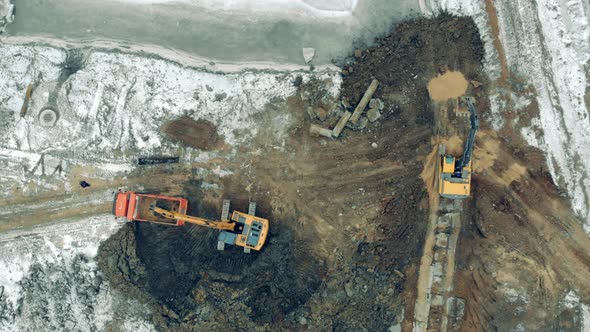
(0, 44, 340, 196)
(0, 216, 126, 331)
(428, 0, 590, 231)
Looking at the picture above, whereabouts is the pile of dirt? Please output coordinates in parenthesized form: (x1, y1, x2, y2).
(162, 117, 222, 150)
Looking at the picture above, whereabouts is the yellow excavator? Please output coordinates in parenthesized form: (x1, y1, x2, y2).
(150, 199, 269, 253)
(437, 98, 479, 199)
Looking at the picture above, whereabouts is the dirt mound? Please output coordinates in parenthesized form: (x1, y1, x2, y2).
(162, 117, 222, 150)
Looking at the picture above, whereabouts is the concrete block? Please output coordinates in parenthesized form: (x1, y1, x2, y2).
(332, 111, 351, 137)
(309, 124, 333, 138)
(431, 294, 444, 306)
(369, 98, 384, 110)
(350, 79, 379, 124)
(302, 48, 315, 63)
(366, 108, 381, 122)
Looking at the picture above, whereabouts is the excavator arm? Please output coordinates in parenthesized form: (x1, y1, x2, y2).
(456, 99, 479, 174)
(150, 206, 237, 231)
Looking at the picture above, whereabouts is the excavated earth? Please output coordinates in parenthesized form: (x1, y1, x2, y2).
(96, 14, 590, 331)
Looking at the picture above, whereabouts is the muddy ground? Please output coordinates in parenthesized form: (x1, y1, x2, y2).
(95, 14, 590, 332)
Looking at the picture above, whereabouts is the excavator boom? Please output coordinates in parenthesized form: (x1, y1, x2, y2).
(150, 206, 236, 231)
(438, 98, 479, 199)
(459, 99, 479, 169)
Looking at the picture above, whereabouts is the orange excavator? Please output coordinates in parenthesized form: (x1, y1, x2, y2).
(437, 98, 479, 199)
(113, 191, 269, 252)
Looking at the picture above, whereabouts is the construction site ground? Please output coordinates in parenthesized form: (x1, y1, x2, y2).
(2, 14, 590, 331)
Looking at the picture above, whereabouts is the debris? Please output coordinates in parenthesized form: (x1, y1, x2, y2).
(366, 108, 381, 122)
(20, 84, 33, 117)
(137, 156, 180, 165)
(345, 282, 354, 297)
(292, 75, 303, 87)
(309, 124, 333, 138)
(314, 107, 327, 121)
(346, 116, 368, 130)
(341, 98, 351, 109)
(332, 111, 352, 137)
(350, 79, 379, 124)
(79, 181, 91, 188)
(306, 106, 316, 119)
(369, 98, 384, 110)
(38, 108, 58, 127)
(302, 48, 315, 63)
(470, 80, 483, 88)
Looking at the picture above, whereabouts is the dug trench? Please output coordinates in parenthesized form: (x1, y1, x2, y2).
(93, 13, 590, 331)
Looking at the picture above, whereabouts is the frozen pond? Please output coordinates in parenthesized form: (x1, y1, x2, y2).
(6, 0, 422, 64)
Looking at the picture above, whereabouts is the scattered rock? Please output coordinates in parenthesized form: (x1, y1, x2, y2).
(367, 108, 381, 122)
(354, 49, 363, 58)
(371, 142, 378, 148)
(341, 98, 351, 109)
(315, 107, 327, 121)
(470, 80, 483, 88)
(302, 48, 316, 63)
(214, 92, 227, 101)
(298, 316, 308, 325)
(292, 75, 303, 87)
(345, 282, 354, 297)
(348, 66, 354, 74)
(369, 98, 384, 110)
(306, 106, 316, 119)
(346, 116, 368, 130)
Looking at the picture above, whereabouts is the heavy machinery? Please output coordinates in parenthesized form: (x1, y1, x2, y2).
(437, 98, 479, 199)
(113, 191, 269, 252)
(113, 191, 188, 226)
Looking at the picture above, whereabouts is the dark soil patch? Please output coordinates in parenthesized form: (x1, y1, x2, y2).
(162, 117, 222, 150)
(97, 197, 323, 329)
(341, 15, 485, 125)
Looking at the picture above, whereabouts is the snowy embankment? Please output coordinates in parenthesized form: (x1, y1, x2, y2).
(0, 0, 14, 33)
(430, 0, 590, 230)
(0, 216, 124, 331)
(0, 44, 340, 195)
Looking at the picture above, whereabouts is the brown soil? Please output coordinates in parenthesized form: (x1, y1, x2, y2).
(162, 117, 223, 150)
(427, 71, 469, 101)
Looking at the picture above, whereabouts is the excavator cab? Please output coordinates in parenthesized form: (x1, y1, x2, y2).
(438, 99, 479, 199)
(217, 201, 268, 253)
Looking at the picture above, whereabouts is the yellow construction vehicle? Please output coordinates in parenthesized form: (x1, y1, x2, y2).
(150, 200, 269, 252)
(437, 99, 479, 199)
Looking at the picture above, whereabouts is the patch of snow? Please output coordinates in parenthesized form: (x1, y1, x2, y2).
(0, 215, 123, 331)
(113, 0, 360, 18)
(563, 290, 581, 309)
(122, 317, 157, 332)
(0, 44, 341, 196)
(582, 302, 590, 332)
